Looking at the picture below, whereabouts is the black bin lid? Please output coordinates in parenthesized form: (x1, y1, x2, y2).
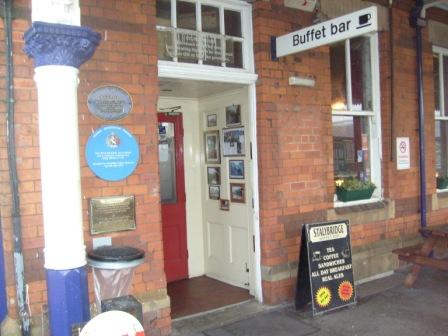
(87, 246, 145, 262)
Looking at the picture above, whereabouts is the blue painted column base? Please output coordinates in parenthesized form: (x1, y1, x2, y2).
(46, 267, 90, 336)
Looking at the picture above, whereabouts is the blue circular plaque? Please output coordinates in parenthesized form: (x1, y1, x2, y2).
(86, 126, 139, 181)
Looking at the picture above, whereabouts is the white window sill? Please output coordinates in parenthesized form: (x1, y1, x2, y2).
(334, 197, 382, 208)
(436, 188, 448, 194)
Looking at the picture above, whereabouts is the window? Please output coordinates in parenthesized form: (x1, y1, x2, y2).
(156, 0, 245, 68)
(331, 35, 381, 202)
(433, 47, 448, 189)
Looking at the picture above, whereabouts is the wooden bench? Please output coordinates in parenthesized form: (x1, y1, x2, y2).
(392, 226, 448, 288)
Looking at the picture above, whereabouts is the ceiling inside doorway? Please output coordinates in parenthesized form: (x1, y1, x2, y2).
(159, 78, 245, 99)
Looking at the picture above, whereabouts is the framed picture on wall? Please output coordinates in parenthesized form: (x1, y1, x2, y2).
(207, 114, 217, 128)
(230, 183, 245, 203)
(204, 130, 221, 164)
(209, 185, 220, 200)
(226, 104, 241, 126)
(223, 127, 245, 157)
(220, 199, 230, 211)
(207, 166, 221, 185)
(229, 160, 244, 179)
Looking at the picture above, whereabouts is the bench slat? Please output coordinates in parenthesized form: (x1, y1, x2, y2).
(397, 254, 448, 271)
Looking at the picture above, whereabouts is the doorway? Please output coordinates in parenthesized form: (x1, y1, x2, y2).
(158, 78, 260, 317)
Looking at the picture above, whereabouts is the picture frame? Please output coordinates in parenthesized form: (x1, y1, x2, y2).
(220, 199, 230, 211)
(223, 127, 245, 157)
(204, 130, 221, 164)
(209, 185, 220, 200)
(207, 114, 217, 128)
(230, 183, 245, 203)
(207, 166, 221, 185)
(225, 104, 241, 126)
(229, 160, 244, 179)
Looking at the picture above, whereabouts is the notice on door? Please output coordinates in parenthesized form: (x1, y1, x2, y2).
(295, 220, 356, 315)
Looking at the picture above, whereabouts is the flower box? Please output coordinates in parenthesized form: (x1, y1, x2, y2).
(336, 187, 375, 202)
(436, 177, 448, 189)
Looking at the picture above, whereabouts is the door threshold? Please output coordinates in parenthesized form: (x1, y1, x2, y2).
(172, 299, 254, 322)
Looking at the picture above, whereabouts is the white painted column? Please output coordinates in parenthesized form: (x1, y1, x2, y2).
(34, 66, 85, 270)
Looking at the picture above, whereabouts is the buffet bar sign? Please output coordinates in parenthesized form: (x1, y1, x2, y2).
(273, 6, 378, 58)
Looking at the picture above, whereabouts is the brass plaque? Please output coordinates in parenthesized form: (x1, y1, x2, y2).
(89, 195, 136, 235)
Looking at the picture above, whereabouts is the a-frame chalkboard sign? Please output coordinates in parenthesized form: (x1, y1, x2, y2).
(295, 220, 356, 315)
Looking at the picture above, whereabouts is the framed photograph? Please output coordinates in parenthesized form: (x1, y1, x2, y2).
(207, 166, 221, 185)
(223, 127, 245, 157)
(220, 199, 230, 211)
(209, 185, 220, 200)
(207, 114, 217, 128)
(229, 160, 244, 179)
(204, 130, 221, 164)
(230, 183, 245, 203)
(226, 104, 241, 126)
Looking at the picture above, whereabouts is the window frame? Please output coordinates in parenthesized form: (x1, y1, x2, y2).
(331, 33, 382, 206)
(433, 46, 448, 191)
(156, 0, 252, 71)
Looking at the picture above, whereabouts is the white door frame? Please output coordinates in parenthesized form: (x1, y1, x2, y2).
(158, 64, 261, 302)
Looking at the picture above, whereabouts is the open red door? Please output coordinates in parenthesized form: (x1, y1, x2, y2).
(158, 113, 188, 282)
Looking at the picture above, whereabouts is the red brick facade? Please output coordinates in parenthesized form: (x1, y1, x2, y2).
(0, 0, 447, 334)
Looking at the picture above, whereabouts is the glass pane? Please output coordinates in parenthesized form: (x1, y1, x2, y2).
(330, 42, 347, 110)
(225, 39, 243, 68)
(202, 5, 220, 34)
(225, 10, 242, 37)
(158, 122, 177, 203)
(157, 30, 174, 61)
(203, 33, 223, 66)
(350, 36, 372, 111)
(333, 115, 371, 181)
(434, 54, 440, 116)
(177, 30, 199, 63)
(444, 55, 448, 116)
(156, 0, 171, 26)
(177, 1, 196, 30)
(435, 120, 448, 179)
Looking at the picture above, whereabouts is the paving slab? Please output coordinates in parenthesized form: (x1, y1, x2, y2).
(172, 267, 448, 336)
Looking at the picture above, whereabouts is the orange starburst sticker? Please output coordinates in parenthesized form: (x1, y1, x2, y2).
(338, 281, 354, 301)
(315, 286, 332, 308)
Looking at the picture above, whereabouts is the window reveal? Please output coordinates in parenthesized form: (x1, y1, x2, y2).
(434, 48, 448, 188)
(331, 35, 380, 202)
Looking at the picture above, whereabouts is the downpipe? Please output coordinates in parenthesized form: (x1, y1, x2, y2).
(3, 0, 32, 334)
(409, 0, 427, 231)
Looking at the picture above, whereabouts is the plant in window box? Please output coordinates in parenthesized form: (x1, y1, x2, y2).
(436, 176, 448, 189)
(335, 178, 376, 202)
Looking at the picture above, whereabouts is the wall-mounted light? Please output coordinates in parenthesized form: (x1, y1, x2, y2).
(288, 76, 316, 87)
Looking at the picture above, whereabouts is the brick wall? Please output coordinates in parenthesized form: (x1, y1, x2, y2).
(254, 0, 448, 304)
(0, 1, 170, 335)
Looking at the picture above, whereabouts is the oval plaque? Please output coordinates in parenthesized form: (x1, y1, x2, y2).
(86, 126, 139, 181)
(87, 85, 132, 121)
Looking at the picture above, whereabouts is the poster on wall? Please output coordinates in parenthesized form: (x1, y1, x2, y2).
(223, 127, 245, 156)
(396, 137, 410, 170)
(85, 125, 140, 181)
(295, 220, 356, 315)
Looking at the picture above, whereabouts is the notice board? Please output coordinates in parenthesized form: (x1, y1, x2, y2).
(295, 220, 356, 315)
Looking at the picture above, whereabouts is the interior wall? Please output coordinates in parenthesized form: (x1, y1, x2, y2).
(157, 97, 205, 278)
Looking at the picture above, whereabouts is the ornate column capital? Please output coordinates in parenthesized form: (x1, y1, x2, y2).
(24, 21, 101, 69)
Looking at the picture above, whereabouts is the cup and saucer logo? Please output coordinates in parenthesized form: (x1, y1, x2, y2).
(106, 133, 121, 148)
